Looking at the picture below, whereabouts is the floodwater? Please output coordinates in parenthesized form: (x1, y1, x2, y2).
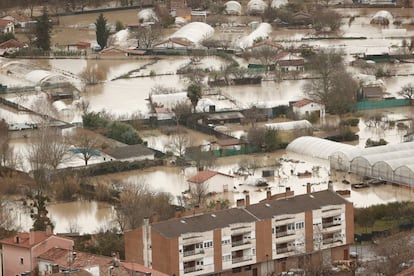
(8, 200, 116, 234)
(4, 8, 414, 233)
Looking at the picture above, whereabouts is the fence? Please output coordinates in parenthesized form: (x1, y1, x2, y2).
(356, 99, 410, 111)
(213, 147, 256, 157)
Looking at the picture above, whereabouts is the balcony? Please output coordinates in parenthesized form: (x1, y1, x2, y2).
(184, 266, 203, 274)
(232, 255, 252, 264)
(183, 249, 204, 257)
(275, 230, 295, 238)
(231, 239, 251, 247)
(276, 247, 295, 254)
(322, 221, 341, 229)
(322, 237, 342, 245)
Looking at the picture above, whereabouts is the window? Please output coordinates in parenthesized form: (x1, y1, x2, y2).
(20, 257, 24, 265)
(296, 222, 304, 230)
(222, 238, 231, 245)
(222, 254, 231, 262)
(196, 260, 204, 266)
(271, 227, 275, 234)
(287, 223, 295, 231)
(203, 241, 213, 248)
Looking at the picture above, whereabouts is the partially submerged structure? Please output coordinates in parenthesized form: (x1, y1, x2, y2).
(238, 22, 272, 49)
(224, 1, 242, 15)
(370, 10, 393, 25)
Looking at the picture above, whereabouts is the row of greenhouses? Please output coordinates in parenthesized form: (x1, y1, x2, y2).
(287, 136, 414, 186)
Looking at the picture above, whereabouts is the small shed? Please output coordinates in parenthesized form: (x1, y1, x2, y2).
(360, 86, 384, 100)
(205, 111, 245, 124)
(292, 99, 325, 118)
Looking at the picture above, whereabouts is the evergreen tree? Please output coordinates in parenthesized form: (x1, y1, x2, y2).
(95, 13, 110, 50)
(35, 7, 52, 51)
(187, 82, 202, 113)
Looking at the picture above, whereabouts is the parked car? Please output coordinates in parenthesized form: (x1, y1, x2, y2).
(368, 178, 386, 185)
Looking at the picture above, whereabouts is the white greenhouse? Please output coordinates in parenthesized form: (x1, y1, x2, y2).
(238, 22, 272, 49)
(247, 0, 268, 15)
(137, 9, 158, 23)
(371, 10, 393, 25)
(271, 0, 288, 8)
(170, 22, 214, 45)
(287, 137, 414, 187)
(287, 136, 355, 161)
(225, 1, 242, 15)
(265, 120, 312, 132)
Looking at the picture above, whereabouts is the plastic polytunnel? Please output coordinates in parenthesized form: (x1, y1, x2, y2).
(394, 164, 414, 187)
(371, 10, 393, 25)
(247, 0, 268, 15)
(271, 0, 288, 8)
(350, 149, 414, 177)
(170, 22, 215, 44)
(265, 120, 312, 131)
(238, 22, 272, 49)
(286, 136, 355, 160)
(372, 157, 414, 183)
(225, 1, 242, 15)
(137, 9, 158, 23)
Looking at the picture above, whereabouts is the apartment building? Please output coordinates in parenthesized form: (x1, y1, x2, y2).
(125, 189, 353, 275)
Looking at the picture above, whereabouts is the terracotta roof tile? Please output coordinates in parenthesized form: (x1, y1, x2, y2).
(292, 99, 313, 108)
(0, 39, 26, 49)
(1, 231, 52, 248)
(187, 170, 233, 184)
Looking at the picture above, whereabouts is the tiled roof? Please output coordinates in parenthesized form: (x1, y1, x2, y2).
(292, 99, 313, 108)
(121, 262, 170, 276)
(150, 190, 349, 238)
(38, 248, 128, 275)
(0, 39, 26, 49)
(187, 170, 233, 184)
(1, 231, 52, 248)
(151, 208, 258, 238)
(245, 190, 349, 220)
(108, 144, 154, 160)
(0, 19, 12, 28)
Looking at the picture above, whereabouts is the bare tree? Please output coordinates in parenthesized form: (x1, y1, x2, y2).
(304, 50, 357, 115)
(80, 62, 107, 85)
(186, 147, 216, 170)
(71, 131, 100, 166)
(369, 231, 414, 276)
(0, 196, 14, 231)
(188, 182, 209, 208)
(136, 25, 162, 48)
(238, 158, 262, 176)
(171, 101, 192, 126)
(398, 83, 414, 105)
(252, 45, 282, 71)
(114, 179, 175, 231)
(247, 127, 266, 150)
(167, 128, 192, 157)
(0, 119, 18, 174)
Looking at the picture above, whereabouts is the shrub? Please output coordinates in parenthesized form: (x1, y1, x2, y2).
(82, 112, 110, 128)
(366, 138, 388, 147)
(106, 121, 142, 145)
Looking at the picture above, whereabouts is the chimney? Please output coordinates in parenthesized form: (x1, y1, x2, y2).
(266, 190, 271, 200)
(29, 229, 35, 245)
(306, 183, 311, 194)
(245, 194, 250, 206)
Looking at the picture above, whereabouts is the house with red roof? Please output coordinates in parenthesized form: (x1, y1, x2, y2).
(0, 19, 14, 34)
(274, 52, 305, 72)
(0, 229, 74, 276)
(0, 39, 27, 56)
(187, 170, 235, 194)
(37, 247, 169, 276)
(292, 98, 325, 119)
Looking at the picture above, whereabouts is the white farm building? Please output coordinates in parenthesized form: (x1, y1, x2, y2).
(287, 136, 414, 187)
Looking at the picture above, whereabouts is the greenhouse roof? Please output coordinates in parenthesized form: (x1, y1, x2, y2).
(225, 1, 242, 15)
(137, 8, 158, 22)
(373, 156, 414, 171)
(247, 0, 268, 13)
(265, 120, 312, 131)
(286, 136, 356, 160)
(372, 10, 393, 21)
(271, 0, 288, 8)
(170, 22, 214, 44)
(353, 149, 414, 166)
(26, 70, 55, 84)
(238, 22, 272, 49)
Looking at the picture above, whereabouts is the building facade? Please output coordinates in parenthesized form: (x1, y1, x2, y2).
(125, 189, 354, 276)
(1, 230, 74, 276)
